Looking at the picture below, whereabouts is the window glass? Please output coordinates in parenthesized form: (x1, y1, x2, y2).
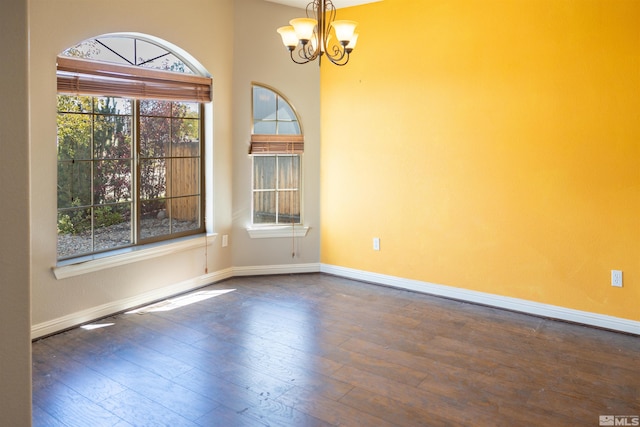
(57, 95, 135, 258)
(62, 36, 195, 73)
(252, 154, 300, 225)
(277, 121, 300, 135)
(277, 102, 297, 121)
(250, 84, 302, 226)
(57, 95, 204, 259)
(139, 100, 202, 242)
(253, 86, 277, 121)
(56, 35, 206, 260)
(254, 156, 277, 190)
(252, 86, 300, 135)
(253, 191, 276, 224)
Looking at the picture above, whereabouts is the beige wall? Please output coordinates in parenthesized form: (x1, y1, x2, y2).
(29, 0, 321, 334)
(0, 0, 32, 424)
(6, 0, 319, 420)
(29, 0, 236, 329)
(231, 0, 321, 267)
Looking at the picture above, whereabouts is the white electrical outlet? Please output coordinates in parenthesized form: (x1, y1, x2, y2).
(611, 270, 623, 287)
(222, 235, 228, 247)
(373, 237, 380, 251)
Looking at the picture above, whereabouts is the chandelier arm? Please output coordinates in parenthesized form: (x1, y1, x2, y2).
(326, 49, 349, 66)
(322, 0, 336, 57)
(289, 48, 312, 65)
(325, 42, 347, 62)
(329, 57, 349, 66)
(326, 1, 337, 35)
(300, 41, 320, 61)
(281, 0, 354, 66)
(306, 0, 318, 20)
(299, 0, 322, 61)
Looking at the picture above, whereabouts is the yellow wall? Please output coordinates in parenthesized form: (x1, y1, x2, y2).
(321, 0, 640, 320)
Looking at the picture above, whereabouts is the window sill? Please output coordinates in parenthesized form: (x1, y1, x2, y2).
(53, 233, 218, 280)
(246, 225, 309, 239)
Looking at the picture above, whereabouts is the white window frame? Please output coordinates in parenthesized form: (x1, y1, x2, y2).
(247, 83, 309, 239)
(54, 33, 215, 269)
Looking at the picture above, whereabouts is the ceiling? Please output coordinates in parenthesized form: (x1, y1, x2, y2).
(264, 0, 381, 9)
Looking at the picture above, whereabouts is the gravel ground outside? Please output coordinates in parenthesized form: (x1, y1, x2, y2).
(57, 218, 199, 259)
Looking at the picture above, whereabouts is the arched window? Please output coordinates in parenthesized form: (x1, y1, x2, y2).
(250, 84, 303, 226)
(56, 34, 211, 260)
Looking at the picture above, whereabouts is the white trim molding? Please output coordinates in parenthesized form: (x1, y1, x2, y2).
(321, 264, 640, 335)
(233, 262, 321, 276)
(33, 267, 233, 340)
(33, 263, 320, 339)
(53, 234, 218, 280)
(246, 225, 309, 239)
(35, 261, 638, 340)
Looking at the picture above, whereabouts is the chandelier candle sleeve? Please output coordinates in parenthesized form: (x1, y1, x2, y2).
(276, 0, 359, 66)
(291, 18, 318, 42)
(331, 20, 358, 44)
(277, 26, 299, 49)
(345, 33, 358, 51)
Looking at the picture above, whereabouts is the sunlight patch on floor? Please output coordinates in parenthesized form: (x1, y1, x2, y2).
(80, 322, 115, 330)
(125, 289, 235, 314)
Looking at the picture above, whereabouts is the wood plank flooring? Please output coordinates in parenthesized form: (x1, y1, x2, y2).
(32, 273, 640, 426)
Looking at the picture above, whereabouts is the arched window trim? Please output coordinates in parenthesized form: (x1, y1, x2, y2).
(57, 33, 212, 102)
(249, 82, 304, 154)
(248, 83, 309, 237)
(55, 33, 212, 263)
(60, 32, 211, 76)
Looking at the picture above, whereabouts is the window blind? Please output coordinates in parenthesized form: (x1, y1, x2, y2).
(249, 134, 304, 154)
(56, 56, 212, 102)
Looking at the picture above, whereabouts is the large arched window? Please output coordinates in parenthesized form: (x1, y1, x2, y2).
(56, 34, 211, 260)
(250, 84, 303, 226)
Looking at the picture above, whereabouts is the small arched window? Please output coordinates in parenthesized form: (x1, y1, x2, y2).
(250, 84, 303, 226)
(56, 34, 211, 260)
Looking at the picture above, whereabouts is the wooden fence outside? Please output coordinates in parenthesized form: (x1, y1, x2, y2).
(166, 142, 199, 221)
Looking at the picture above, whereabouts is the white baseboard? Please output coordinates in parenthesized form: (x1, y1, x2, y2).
(31, 267, 233, 340)
(233, 262, 321, 276)
(321, 264, 640, 335)
(33, 262, 638, 339)
(31, 264, 320, 339)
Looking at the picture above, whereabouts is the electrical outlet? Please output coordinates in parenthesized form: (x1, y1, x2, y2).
(222, 235, 228, 247)
(611, 270, 623, 287)
(373, 237, 380, 251)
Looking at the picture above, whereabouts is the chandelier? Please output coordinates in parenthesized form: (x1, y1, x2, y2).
(277, 0, 359, 66)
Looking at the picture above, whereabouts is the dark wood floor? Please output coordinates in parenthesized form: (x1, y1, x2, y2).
(32, 273, 639, 426)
